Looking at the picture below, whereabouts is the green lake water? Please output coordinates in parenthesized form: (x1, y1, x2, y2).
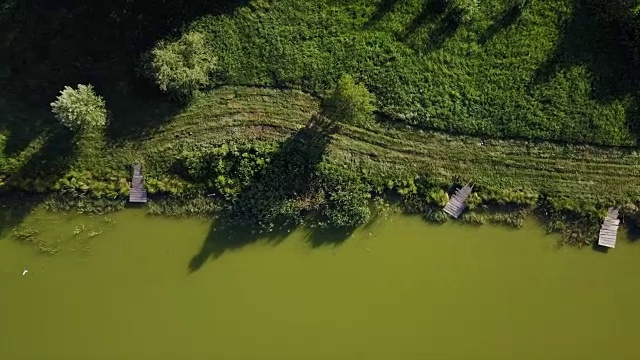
(1, 209, 639, 360)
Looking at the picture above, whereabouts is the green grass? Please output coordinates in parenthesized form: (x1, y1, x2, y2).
(166, 0, 639, 146)
(1, 0, 638, 246)
(4, 86, 640, 204)
(132, 87, 640, 206)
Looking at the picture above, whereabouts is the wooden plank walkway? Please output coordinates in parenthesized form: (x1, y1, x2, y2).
(598, 207, 619, 248)
(129, 163, 148, 203)
(443, 183, 473, 219)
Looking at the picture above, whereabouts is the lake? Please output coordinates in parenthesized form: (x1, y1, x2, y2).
(1, 208, 639, 360)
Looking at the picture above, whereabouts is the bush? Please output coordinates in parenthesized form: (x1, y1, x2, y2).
(50, 84, 107, 130)
(427, 188, 449, 206)
(323, 74, 376, 126)
(177, 144, 272, 198)
(150, 31, 217, 99)
(466, 193, 482, 210)
(318, 164, 371, 228)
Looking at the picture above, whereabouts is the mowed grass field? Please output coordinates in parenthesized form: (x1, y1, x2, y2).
(142, 87, 640, 204)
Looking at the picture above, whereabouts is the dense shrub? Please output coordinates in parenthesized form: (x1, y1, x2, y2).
(427, 188, 449, 206)
(149, 31, 217, 99)
(317, 164, 371, 228)
(50, 84, 107, 130)
(173, 141, 372, 229)
(145, 177, 189, 196)
(53, 171, 124, 198)
(147, 197, 220, 217)
(178, 143, 273, 198)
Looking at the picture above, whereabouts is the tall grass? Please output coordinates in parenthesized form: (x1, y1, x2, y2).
(166, 0, 638, 146)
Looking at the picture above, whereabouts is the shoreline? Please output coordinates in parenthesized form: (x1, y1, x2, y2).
(0, 189, 616, 249)
(3, 87, 640, 246)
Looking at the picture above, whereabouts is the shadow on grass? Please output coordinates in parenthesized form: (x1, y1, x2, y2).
(0, 125, 75, 239)
(306, 207, 388, 248)
(6, 127, 75, 187)
(479, 4, 523, 45)
(1, 0, 249, 159)
(529, 0, 640, 140)
(0, 0, 248, 100)
(364, 0, 399, 28)
(0, 93, 54, 156)
(104, 92, 181, 143)
(399, 0, 458, 52)
(188, 115, 344, 272)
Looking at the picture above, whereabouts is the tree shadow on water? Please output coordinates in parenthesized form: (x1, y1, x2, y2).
(0, 194, 43, 239)
(624, 220, 640, 242)
(305, 226, 354, 248)
(591, 241, 609, 254)
(188, 116, 340, 272)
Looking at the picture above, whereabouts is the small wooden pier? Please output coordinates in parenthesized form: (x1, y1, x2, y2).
(443, 182, 474, 218)
(598, 207, 619, 248)
(129, 163, 147, 203)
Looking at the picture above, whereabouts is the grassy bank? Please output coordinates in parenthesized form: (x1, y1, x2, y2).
(3, 86, 640, 245)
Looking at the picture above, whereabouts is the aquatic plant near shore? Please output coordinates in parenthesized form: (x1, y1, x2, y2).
(12, 225, 59, 254)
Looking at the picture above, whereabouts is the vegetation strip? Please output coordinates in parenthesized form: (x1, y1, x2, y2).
(5, 86, 640, 245)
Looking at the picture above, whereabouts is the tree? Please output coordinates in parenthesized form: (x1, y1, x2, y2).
(50, 84, 107, 130)
(150, 31, 217, 99)
(323, 74, 376, 126)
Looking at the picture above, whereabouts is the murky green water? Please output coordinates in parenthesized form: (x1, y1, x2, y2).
(1, 209, 639, 360)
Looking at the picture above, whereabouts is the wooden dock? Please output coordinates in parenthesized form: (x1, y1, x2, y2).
(129, 163, 148, 203)
(443, 183, 473, 218)
(598, 207, 619, 248)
